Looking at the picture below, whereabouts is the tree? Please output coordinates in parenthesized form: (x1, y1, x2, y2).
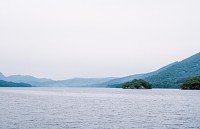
(181, 76, 200, 90)
(122, 79, 152, 89)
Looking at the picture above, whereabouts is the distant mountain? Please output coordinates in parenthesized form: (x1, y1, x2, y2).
(1, 52, 199, 88)
(145, 52, 200, 88)
(0, 73, 116, 87)
(0, 80, 32, 87)
(100, 52, 200, 89)
(38, 77, 116, 87)
(5, 75, 52, 86)
(0, 72, 5, 80)
(96, 61, 178, 87)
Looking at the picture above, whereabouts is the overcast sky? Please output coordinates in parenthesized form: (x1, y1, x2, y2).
(0, 0, 200, 79)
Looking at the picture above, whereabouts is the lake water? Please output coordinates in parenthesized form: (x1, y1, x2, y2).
(0, 88, 200, 129)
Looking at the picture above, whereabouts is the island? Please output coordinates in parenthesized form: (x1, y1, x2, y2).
(181, 76, 200, 90)
(122, 79, 152, 89)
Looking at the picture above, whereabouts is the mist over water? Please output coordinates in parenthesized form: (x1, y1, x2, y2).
(0, 88, 200, 129)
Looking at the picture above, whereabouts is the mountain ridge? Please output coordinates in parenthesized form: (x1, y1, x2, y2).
(94, 61, 178, 88)
(144, 52, 200, 88)
(1, 52, 200, 88)
(0, 73, 116, 87)
(95, 52, 200, 88)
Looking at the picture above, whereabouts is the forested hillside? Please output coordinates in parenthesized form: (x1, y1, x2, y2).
(145, 52, 200, 88)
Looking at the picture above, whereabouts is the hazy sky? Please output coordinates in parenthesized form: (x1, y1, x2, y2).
(0, 0, 200, 79)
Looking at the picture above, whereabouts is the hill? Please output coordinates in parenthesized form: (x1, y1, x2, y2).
(145, 52, 200, 88)
(5, 75, 53, 86)
(37, 77, 116, 87)
(0, 73, 116, 87)
(99, 52, 200, 88)
(1, 52, 200, 88)
(96, 62, 178, 88)
(0, 80, 32, 87)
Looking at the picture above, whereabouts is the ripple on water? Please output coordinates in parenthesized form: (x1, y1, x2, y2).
(0, 88, 200, 129)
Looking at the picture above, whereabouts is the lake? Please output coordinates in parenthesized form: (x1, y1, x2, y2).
(0, 88, 200, 129)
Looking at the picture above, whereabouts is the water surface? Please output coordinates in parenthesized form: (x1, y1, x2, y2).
(0, 88, 200, 129)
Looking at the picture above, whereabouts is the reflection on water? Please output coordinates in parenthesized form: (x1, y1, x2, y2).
(0, 88, 200, 129)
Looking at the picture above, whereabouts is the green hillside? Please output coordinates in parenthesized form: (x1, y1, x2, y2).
(145, 52, 200, 88)
(0, 80, 32, 87)
(95, 62, 178, 88)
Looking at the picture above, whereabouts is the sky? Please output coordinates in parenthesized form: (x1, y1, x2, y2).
(0, 0, 200, 80)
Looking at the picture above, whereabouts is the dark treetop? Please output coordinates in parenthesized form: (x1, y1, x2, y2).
(181, 76, 200, 90)
(122, 79, 152, 89)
